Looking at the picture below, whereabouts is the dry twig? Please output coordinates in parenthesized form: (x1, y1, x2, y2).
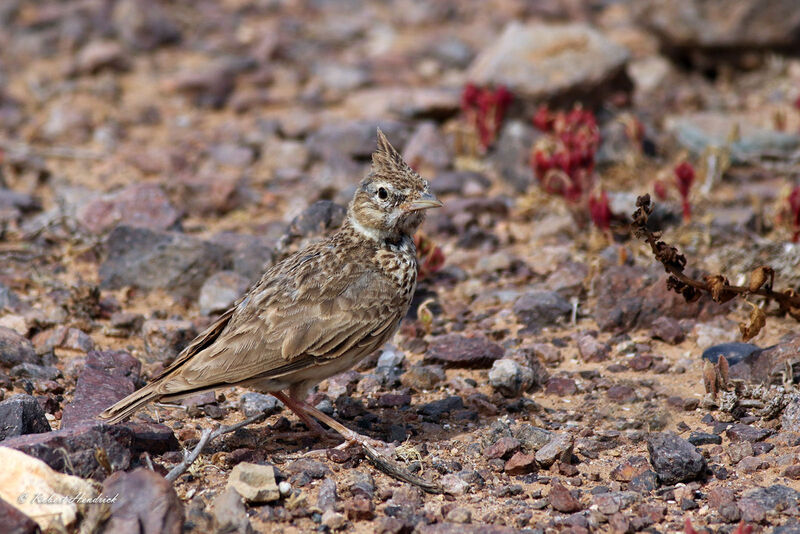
(165, 411, 269, 482)
(632, 195, 800, 340)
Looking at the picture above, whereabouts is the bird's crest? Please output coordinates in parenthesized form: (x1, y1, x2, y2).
(372, 128, 412, 181)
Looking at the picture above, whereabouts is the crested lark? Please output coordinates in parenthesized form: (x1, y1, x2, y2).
(99, 129, 442, 449)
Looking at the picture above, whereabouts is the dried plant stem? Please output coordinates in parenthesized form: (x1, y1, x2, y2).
(632, 195, 800, 325)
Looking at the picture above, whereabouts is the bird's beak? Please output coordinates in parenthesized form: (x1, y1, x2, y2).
(406, 192, 443, 211)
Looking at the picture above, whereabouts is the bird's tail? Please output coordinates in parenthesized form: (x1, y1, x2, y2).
(98, 382, 163, 424)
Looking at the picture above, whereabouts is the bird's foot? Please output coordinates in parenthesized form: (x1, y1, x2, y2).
(334, 433, 395, 457)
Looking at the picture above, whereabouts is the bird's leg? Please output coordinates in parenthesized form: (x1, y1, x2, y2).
(271, 391, 339, 441)
(273, 391, 440, 493)
(272, 391, 394, 456)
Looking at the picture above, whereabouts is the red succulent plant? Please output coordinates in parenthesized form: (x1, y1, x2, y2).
(530, 104, 600, 204)
(461, 83, 513, 151)
(674, 160, 696, 221)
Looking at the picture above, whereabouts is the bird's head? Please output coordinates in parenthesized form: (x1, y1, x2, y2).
(347, 129, 442, 242)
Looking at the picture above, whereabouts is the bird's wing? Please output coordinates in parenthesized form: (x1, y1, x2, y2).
(156, 252, 405, 395)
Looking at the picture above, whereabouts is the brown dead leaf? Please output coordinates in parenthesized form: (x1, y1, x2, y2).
(739, 301, 766, 342)
(704, 274, 735, 303)
(749, 266, 774, 293)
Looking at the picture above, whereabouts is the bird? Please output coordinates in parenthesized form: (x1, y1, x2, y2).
(98, 129, 442, 451)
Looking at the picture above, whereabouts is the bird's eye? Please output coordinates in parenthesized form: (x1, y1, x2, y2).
(377, 187, 388, 200)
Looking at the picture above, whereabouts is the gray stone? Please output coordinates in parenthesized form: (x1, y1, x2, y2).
(513, 291, 572, 333)
(640, 0, 800, 53)
(535, 432, 573, 467)
(467, 22, 630, 106)
(211, 486, 253, 534)
(314, 62, 370, 93)
(0, 284, 21, 312)
(0, 326, 37, 367)
(307, 120, 410, 160)
(113, 0, 181, 51)
(209, 232, 274, 284)
(342, 470, 375, 499)
(738, 485, 800, 523)
(142, 319, 197, 363)
(666, 112, 800, 164)
(238, 392, 283, 418)
(283, 200, 346, 242)
(781, 398, 800, 433)
(376, 346, 405, 369)
(488, 359, 534, 397)
(228, 462, 280, 503)
(441, 474, 470, 497)
(74, 40, 129, 75)
(649, 316, 685, 345)
(209, 143, 255, 168)
(430, 171, 491, 197)
(430, 36, 475, 69)
(0, 189, 40, 215)
(10, 363, 61, 381)
(317, 478, 337, 512)
(402, 122, 451, 171)
(100, 226, 230, 299)
(646, 432, 706, 485)
(0, 394, 51, 441)
(514, 425, 553, 453)
(198, 271, 250, 314)
(401, 364, 445, 391)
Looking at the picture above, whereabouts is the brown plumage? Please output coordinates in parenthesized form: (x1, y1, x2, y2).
(99, 129, 442, 429)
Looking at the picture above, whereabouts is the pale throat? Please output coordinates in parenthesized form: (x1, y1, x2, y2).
(348, 213, 390, 243)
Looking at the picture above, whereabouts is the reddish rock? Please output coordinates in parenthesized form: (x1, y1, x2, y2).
(649, 316, 685, 344)
(707, 487, 736, 510)
(545, 377, 577, 396)
(78, 183, 181, 234)
(2, 423, 135, 480)
(0, 497, 38, 534)
(628, 354, 653, 371)
(32, 326, 94, 356)
(610, 456, 650, 482)
(423, 334, 504, 369)
(548, 481, 582, 513)
(101, 468, 183, 534)
(595, 265, 729, 333)
(606, 385, 636, 403)
(485, 437, 521, 460)
(378, 393, 412, 408)
(737, 456, 768, 473)
(504, 451, 537, 475)
(577, 335, 610, 362)
(783, 465, 800, 480)
(344, 495, 375, 521)
(61, 350, 140, 429)
(726, 424, 772, 443)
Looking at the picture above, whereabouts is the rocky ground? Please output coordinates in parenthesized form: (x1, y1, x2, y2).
(1, 1, 800, 533)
